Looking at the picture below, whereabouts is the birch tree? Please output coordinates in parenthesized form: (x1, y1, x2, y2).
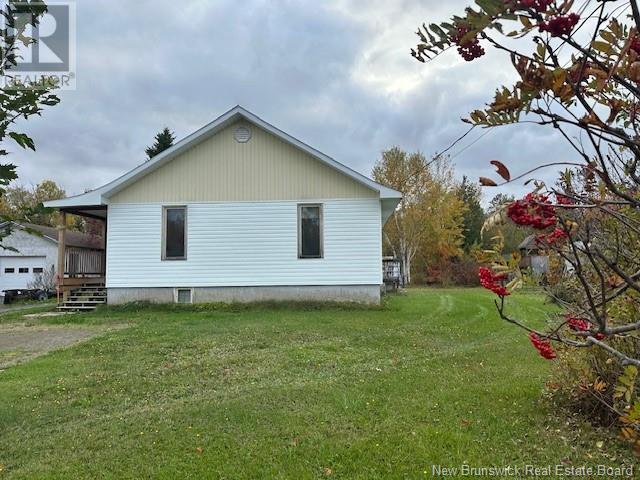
(372, 148, 464, 285)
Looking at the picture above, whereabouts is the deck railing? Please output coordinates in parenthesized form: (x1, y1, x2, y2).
(64, 247, 105, 277)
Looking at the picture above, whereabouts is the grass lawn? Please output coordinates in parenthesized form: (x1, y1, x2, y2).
(0, 288, 634, 479)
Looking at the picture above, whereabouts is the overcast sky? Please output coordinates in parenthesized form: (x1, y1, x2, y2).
(13, 0, 575, 204)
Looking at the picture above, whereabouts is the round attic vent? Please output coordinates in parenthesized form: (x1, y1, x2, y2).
(234, 125, 252, 143)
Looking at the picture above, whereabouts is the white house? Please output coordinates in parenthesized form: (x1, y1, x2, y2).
(0, 222, 104, 293)
(45, 106, 402, 305)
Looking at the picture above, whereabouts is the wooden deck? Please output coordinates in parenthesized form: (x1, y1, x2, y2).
(56, 211, 107, 304)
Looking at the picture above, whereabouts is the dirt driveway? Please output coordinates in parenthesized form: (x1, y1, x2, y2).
(0, 320, 123, 369)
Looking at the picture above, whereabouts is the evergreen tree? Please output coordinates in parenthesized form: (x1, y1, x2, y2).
(455, 176, 485, 252)
(145, 128, 176, 160)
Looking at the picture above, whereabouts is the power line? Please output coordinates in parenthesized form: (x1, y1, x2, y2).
(449, 128, 494, 160)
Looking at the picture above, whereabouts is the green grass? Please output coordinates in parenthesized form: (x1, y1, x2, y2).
(0, 303, 57, 324)
(0, 288, 633, 479)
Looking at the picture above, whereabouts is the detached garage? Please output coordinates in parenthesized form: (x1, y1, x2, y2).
(0, 223, 104, 295)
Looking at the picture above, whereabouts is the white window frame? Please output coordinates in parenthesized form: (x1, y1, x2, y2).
(297, 204, 324, 259)
(162, 206, 188, 261)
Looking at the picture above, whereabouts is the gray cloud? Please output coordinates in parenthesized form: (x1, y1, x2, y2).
(11, 0, 573, 205)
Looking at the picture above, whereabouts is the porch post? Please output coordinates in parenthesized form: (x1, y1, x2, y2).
(57, 211, 67, 302)
(101, 217, 107, 279)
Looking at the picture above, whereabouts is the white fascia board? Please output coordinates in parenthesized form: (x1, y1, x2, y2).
(43, 188, 106, 208)
(44, 105, 402, 209)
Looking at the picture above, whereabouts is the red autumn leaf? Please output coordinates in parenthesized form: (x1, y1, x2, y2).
(479, 177, 498, 187)
(490, 160, 511, 181)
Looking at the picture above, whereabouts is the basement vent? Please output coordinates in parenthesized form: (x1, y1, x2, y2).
(176, 288, 193, 304)
(234, 125, 252, 143)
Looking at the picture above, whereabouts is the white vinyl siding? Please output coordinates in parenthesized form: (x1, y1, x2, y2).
(106, 199, 382, 288)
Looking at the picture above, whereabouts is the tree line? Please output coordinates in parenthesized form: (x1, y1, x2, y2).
(0, 127, 176, 233)
(372, 147, 531, 287)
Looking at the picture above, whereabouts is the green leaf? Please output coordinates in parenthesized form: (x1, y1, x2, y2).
(519, 15, 533, 29)
(599, 30, 616, 44)
(0, 163, 18, 186)
(475, 0, 503, 16)
(8, 132, 35, 150)
(429, 23, 449, 41)
(591, 40, 614, 55)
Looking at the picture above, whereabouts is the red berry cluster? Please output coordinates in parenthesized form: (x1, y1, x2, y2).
(452, 26, 485, 61)
(539, 14, 580, 37)
(565, 314, 591, 332)
(564, 314, 606, 339)
(507, 193, 557, 229)
(529, 332, 556, 359)
(631, 36, 640, 55)
(555, 193, 574, 205)
(478, 267, 510, 297)
(535, 227, 568, 246)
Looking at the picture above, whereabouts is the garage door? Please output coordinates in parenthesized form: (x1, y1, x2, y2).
(0, 256, 47, 292)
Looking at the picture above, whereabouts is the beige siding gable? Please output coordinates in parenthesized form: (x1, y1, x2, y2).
(110, 122, 377, 203)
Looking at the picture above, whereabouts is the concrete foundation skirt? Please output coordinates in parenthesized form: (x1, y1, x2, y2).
(107, 285, 381, 305)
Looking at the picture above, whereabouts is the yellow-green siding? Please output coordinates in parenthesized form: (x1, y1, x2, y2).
(109, 122, 377, 203)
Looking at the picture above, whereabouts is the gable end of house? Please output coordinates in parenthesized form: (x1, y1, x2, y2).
(109, 119, 379, 204)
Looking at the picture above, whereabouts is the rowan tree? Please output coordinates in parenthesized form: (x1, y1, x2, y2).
(412, 0, 640, 451)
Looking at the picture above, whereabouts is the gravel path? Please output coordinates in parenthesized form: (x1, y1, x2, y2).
(0, 324, 115, 369)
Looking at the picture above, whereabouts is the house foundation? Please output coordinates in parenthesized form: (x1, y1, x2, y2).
(107, 285, 381, 305)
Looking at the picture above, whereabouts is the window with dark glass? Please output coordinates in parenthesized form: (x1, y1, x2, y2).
(298, 204, 323, 259)
(33, 267, 44, 274)
(163, 206, 187, 260)
(19, 267, 29, 273)
(4, 268, 14, 273)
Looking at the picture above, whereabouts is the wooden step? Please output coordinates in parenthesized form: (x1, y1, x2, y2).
(59, 285, 107, 312)
(57, 306, 97, 312)
(63, 300, 105, 305)
(68, 294, 106, 299)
